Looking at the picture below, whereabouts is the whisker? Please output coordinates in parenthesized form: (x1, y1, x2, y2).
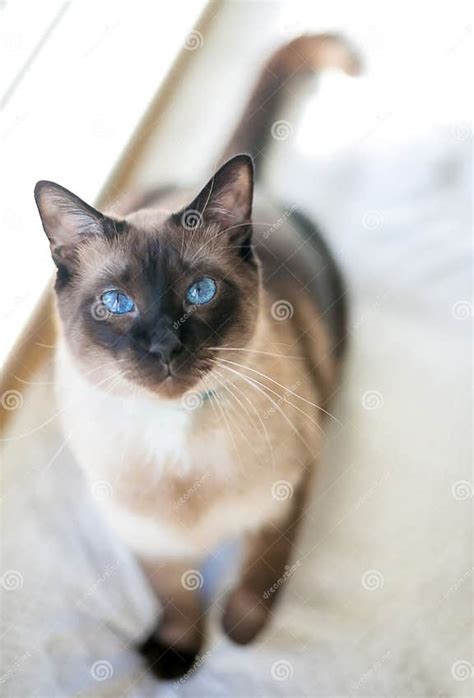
(12, 357, 129, 388)
(214, 369, 275, 470)
(13, 373, 56, 387)
(208, 346, 304, 360)
(90, 367, 130, 391)
(201, 373, 240, 460)
(0, 366, 129, 443)
(211, 372, 256, 452)
(189, 220, 277, 262)
(199, 371, 221, 423)
(213, 360, 314, 453)
(35, 341, 56, 349)
(213, 358, 325, 437)
(216, 357, 341, 425)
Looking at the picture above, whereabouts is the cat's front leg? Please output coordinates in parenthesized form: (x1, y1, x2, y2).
(222, 474, 308, 645)
(138, 556, 206, 680)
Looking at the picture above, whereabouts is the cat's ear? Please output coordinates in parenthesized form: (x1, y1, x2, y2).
(178, 154, 254, 239)
(34, 181, 107, 269)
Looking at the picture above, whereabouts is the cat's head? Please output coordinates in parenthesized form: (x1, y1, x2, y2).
(34, 155, 260, 399)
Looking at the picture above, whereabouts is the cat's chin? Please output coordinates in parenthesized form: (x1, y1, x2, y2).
(124, 372, 195, 401)
(152, 375, 188, 400)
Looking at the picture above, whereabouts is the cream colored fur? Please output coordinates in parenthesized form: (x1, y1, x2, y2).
(55, 294, 329, 561)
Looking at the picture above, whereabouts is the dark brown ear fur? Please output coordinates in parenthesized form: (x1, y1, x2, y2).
(34, 181, 122, 273)
(174, 154, 254, 253)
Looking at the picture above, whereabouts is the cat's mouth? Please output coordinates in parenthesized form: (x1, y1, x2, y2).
(154, 371, 186, 398)
(124, 372, 183, 399)
(126, 358, 208, 400)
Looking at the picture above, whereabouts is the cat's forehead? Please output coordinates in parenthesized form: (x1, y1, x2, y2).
(124, 206, 170, 230)
(125, 216, 226, 265)
(77, 215, 226, 285)
(131, 206, 236, 263)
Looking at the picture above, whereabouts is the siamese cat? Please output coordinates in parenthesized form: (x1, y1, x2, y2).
(34, 35, 357, 679)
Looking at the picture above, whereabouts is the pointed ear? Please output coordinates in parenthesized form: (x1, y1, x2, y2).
(34, 181, 107, 269)
(178, 154, 254, 236)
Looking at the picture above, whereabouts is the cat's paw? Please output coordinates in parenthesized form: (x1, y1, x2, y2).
(138, 626, 204, 680)
(221, 586, 270, 645)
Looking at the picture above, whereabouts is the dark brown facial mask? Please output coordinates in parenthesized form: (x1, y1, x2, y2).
(34, 155, 260, 398)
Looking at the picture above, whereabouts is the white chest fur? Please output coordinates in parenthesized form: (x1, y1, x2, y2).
(55, 342, 301, 559)
(55, 342, 231, 478)
(54, 344, 243, 556)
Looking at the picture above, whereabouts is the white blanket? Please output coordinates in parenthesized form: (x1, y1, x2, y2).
(1, 55, 472, 698)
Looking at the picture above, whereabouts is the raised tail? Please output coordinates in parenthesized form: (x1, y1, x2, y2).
(222, 33, 361, 169)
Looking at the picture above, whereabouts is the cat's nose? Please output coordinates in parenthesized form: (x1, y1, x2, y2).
(148, 328, 183, 363)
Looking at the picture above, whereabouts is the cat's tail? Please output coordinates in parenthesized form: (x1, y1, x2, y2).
(221, 33, 361, 169)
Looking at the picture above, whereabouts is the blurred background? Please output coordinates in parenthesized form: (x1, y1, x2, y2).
(1, 1, 472, 696)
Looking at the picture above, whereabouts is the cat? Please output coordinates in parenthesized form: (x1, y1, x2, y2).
(34, 34, 358, 680)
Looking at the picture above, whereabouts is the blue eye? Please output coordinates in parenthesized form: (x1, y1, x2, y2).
(186, 277, 217, 305)
(101, 290, 135, 314)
